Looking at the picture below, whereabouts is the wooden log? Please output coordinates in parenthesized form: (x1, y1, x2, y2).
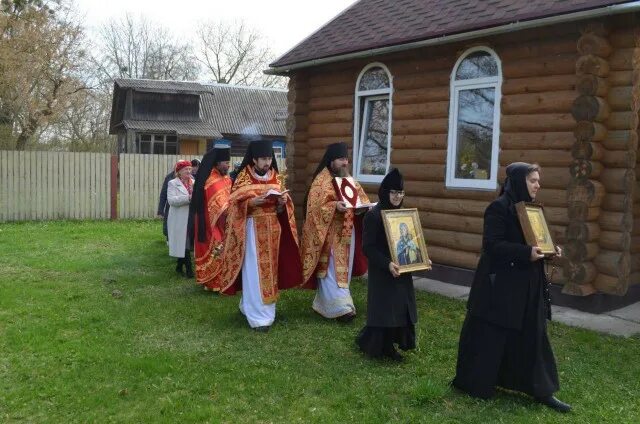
(531, 167, 571, 189)
(602, 150, 637, 168)
(609, 48, 634, 71)
(291, 103, 309, 116)
(393, 101, 449, 120)
(403, 197, 488, 217)
(569, 159, 604, 180)
(593, 273, 627, 295)
(573, 121, 607, 142)
(549, 224, 567, 244)
(608, 70, 638, 87)
(306, 137, 349, 149)
(571, 95, 610, 122)
(566, 221, 601, 242)
(427, 245, 479, 270)
(630, 272, 640, 286)
(577, 33, 612, 57)
(307, 122, 352, 138)
(503, 54, 577, 78)
(566, 205, 601, 223)
(561, 281, 598, 296)
(609, 29, 637, 48)
(399, 164, 445, 182)
(595, 249, 631, 279)
(293, 131, 308, 142)
(599, 231, 632, 252)
(562, 261, 598, 286)
(394, 86, 449, 105)
(571, 141, 605, 161)
(544, 206, 570, 225)
(602, 130, 639, 151)
(419, 211, 484, 234)
(500, 149, 572, 167)
(564, 240, 599, 261)
(601, 193, 630, 212)
(404, 181, 499, 202)
(502, 91, 575, 115)
(308, 95, 353, 111)
(500, 132, 575, 150)
(391, 134, 447, 149)
(387, 55, 454, 76)
(600, 168, 636, 194)
(567, 179, 605, 206)
(309, 70, 357, 87)
(423, 228, 482, 253)
(390, 149, 447, 165)
(576, 74, 609, 97)
(607, 111, 640, 130)
(309, 82, 354, 98)
(394, 118, 448, 135)
(498, 37, 577, 61)
(536, 188, 569, 207)
(599, 210, 633, 231)
(501, 113, 575, 132)
(576, 55, 610, 77)
(499, 75, 576, 95)
(308, 108, 352, 124)
(393, 70, 451, 90)
(607, 86, 632, 111)
(633, 253, 640, 271)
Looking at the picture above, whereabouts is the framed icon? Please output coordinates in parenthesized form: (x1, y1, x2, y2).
(381, 208, 431, 274)
(515, 202, 556, 256)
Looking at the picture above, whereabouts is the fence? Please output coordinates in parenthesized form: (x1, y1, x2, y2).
(0, 151, 111, 221)
(0, 151, 286, 222)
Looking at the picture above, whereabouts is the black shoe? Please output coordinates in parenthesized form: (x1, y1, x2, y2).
(385, 348, 404, 362)
(185, 268, 194, 278)
(253, 326, 270, 333)
(535, 396, 572, 413)
(336, 312, 356, 323)
(175, 264, 184, 275)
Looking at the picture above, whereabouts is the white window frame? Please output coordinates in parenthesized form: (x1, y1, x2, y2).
(446, 47, 502, 190)
(353, 62, 393, 184)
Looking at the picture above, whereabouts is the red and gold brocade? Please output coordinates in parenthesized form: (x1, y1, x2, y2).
(300, 168, 369, 289)
(217, 165, 302, 303)
(194, 168, 232, 290)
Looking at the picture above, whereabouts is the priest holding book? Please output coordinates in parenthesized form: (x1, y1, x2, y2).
(299, 141, 372, 322)
(215, 139, 302, 331)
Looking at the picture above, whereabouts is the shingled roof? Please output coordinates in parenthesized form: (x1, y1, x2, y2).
(110, 79, 287, 138)
(271, 0, 637, 69)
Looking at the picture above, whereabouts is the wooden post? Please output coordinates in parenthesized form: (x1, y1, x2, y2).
(110, 154, 118, 220)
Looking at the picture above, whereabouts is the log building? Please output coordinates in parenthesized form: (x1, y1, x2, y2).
(268, 0, 640, 309)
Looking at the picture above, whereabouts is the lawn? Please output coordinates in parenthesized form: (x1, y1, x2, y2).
(0, 220, 638, 423)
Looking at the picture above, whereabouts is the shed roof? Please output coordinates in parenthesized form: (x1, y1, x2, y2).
(270, 0, 637, 69)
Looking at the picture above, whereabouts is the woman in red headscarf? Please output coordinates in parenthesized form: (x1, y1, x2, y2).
(167, 160, 195, 277)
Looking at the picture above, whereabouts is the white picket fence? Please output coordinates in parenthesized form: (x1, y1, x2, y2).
(0, 151, 111, 221)
(0, 150, 287, 222)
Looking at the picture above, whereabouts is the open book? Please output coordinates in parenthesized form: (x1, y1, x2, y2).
(346, 201, 377, 211)
(265, 188, 290, 200)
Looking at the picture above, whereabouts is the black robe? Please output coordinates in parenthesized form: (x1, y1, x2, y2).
(356, 204, 417, 357)
(452, 194, 559, 399)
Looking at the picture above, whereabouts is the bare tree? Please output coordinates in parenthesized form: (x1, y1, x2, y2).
(195, 20, 286, 88)
(0, 0, 88, 150)
(93, 14, 200, 84)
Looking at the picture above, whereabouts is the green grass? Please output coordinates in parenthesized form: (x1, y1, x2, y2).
(0, 220, 638, 423)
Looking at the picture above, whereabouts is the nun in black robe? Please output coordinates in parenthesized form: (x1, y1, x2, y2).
(452, 162, 571, 413)
(356, 168, 418, 361)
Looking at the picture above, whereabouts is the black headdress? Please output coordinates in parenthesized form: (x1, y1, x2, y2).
(237, 139, 279, 174)
(303, 142, 349, 216)
(378, 168, 404, 210)
(500, 162, 534, 205)
(189, 145, 231, 242)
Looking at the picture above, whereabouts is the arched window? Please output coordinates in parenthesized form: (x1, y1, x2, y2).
(446, 47, 502, 190)
(353, 63, 393, 183)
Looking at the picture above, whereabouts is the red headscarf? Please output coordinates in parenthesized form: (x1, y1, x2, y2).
(175, 160, 193, 195)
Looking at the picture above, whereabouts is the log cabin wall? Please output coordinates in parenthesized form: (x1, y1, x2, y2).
(285, 16, 639, 295)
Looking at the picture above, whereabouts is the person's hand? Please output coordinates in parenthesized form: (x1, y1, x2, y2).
(427, 259, 433, 268)
(336, 201, 348, 213)
(530, 246, 544, 262)
(277, 195, 287, 206)
(250, 195, 267, 207)
(554, 245, 562, 258)
(389, 262, 401, 277)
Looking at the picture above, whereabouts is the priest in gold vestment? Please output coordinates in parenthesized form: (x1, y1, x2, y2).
(300, 142, 370, 322)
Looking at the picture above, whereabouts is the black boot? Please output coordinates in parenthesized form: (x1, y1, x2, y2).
(175, 258, 184, 275)
(184, 251, 194, 278)
(534, 396, 572, 413)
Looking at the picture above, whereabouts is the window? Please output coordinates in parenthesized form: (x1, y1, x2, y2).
(136, 133, 178, 155)
(446, 47, 502, 190)
(353, 63, 393, 183)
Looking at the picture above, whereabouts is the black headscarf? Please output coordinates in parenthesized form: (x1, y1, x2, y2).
(378, 168, 404, 210)
(190, 146, 231, 242)
(500, 162, 534, 205)
(304, 141, 348, 216)
(237, 139, 279, 174)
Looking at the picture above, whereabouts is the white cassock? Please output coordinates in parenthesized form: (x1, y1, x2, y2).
(239, 171, 276, 328)
(312, 228, 356, 318)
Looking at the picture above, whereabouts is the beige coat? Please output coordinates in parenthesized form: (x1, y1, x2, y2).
(167, 177, 193, 257)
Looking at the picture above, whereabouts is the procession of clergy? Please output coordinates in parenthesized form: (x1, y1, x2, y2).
(165, 139, 572, 413)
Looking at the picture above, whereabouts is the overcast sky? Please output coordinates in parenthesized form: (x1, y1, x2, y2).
(75, 0, 357, 59)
